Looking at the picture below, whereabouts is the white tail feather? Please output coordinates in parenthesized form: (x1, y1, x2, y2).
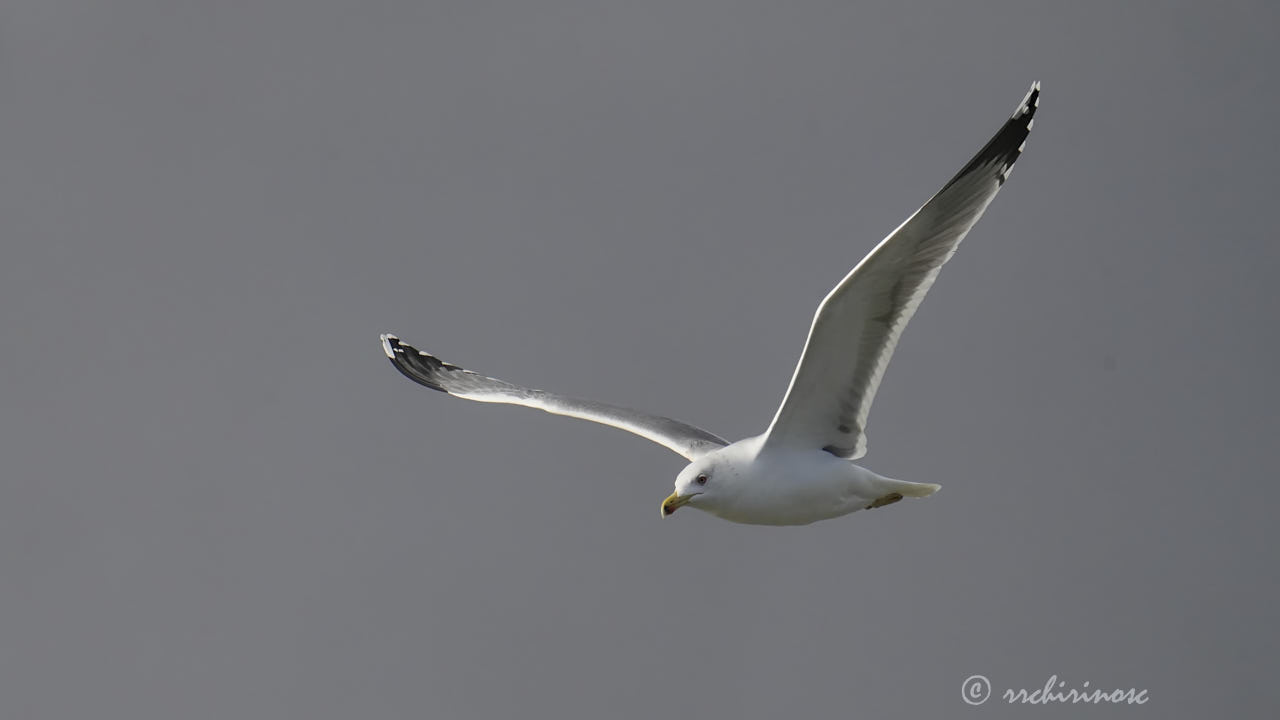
(881, 478, 941, 498)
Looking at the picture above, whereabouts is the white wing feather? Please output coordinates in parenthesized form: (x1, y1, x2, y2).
(381, 335, 729, 461)
(763, 83, 1040, 458)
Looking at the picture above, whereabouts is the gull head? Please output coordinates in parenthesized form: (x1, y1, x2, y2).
(661, 458, 721, 518)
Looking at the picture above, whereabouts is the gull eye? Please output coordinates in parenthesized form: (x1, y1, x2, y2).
(696, 474, 708, 485)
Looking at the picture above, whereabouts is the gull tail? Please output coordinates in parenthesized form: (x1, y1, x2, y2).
(901, 481, 941, 498)
(863, 476, 940, 510)
(878, 477, 941, 499)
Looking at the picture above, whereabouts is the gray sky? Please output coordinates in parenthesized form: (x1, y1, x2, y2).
(2, 1, 1276, 718)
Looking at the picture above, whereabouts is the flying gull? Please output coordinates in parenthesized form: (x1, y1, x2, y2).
(381, 82, 1039, 525)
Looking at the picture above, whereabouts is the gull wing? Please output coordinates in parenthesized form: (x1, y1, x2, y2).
(381, 335, 729, 461)
(762, 83, 1039, 459)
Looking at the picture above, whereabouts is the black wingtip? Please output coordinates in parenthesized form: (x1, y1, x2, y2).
(941, 82, 1040, 192)
(995, 82, 1039, 185)
(1014, 82, 1040, 120)
(380, 333, 449, 392)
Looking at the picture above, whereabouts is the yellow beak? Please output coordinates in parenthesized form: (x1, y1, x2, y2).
(661, 491, 694, 517)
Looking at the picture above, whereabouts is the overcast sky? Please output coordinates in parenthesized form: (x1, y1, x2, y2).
(2, 1, 1277, 718)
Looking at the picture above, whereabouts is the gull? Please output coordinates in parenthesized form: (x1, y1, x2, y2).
(381, 83, 1039, 525)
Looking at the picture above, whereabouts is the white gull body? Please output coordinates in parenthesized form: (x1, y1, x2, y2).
(381, 83, 1039, 526)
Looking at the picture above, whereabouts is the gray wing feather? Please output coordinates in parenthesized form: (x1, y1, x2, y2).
(763, 83, 1039, 458)
(381, 335, 729, 461)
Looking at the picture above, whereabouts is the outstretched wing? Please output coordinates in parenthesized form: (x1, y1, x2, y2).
(763, 82, 1039, 459)
(381, 334, 729, 460)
